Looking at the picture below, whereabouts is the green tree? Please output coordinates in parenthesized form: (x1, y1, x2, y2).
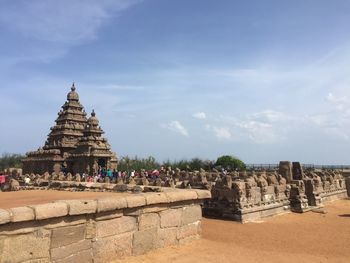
(0, 153, 24, 171)
(215, 155, 246, 171)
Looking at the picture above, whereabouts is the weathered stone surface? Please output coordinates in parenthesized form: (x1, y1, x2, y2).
(0, 209, 11, 225)
(51, 239, 92, 260)
(156, 227, 178, 248)
(177, 221, 201, 240)
(142, 204, 168, 213)
(125, 195, 146, 208)
(132, 227, 158, 255)
(138, 213, 160, 230)
(96, 216, 136, 238)
(55, 249, 93, 263)
(10, 206, 35, 222)
(32, 202, 68, 220)
(51, 225, 86, 248)
(0, 232, 50, 262)
(181, 205, 202, 226)
(165, 190, 198, 203)
(97, 197, 127, 212)
(21, 259, 50, 263)
(85, 220, 96, 239)
(123, 208, 142, 216)
(43, 216, 86, 230)
(92, 232, 133, 263)
(194, 189, 212, 199)
(144, 192, 169, 205)
(160, 208, 182, 228)
(62, 200, 97, 215)
(95, 210, 123, 221)
(346, 177, 350, 197)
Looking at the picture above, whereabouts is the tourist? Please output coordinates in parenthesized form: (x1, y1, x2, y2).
(107, 168, 113, 178)
(24, 176, 30, 185)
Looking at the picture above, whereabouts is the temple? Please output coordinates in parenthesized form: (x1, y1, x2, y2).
(22, 84, 118, 175)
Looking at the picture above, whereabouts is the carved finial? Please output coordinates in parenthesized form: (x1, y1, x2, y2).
(71, 82, 76, 91)
(91, 109, 95, 117)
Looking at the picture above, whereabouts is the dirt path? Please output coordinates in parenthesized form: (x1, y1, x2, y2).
(0, 190, 127, 209)
(115, 200, 350, 263)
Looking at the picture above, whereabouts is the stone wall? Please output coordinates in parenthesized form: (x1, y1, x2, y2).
(0, 189, 210, 263)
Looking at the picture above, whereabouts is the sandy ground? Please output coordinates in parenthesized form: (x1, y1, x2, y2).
(115, 199, 350, 263)
(0, 190, 128, 209)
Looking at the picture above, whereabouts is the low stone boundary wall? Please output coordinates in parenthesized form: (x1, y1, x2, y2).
(0, 189, 211, 263)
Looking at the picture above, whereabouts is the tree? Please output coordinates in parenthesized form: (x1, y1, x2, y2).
(0, 153, 24, 171)
(215, 155, 246, 171)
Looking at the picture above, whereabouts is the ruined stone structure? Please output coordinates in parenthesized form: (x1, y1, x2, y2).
(22, 84, 117, 175)
(0, 189, 209, 262)
(201, 161, 348, 222)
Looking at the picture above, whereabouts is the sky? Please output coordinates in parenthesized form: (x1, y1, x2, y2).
(1, 0, 350, 164)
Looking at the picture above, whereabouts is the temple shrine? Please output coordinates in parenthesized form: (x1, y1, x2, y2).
(22, 84, 117, 175)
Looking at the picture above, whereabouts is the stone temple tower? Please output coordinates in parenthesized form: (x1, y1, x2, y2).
(22, 84, 118, 175)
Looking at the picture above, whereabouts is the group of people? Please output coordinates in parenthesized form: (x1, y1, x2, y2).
(82, 167, 162, 183)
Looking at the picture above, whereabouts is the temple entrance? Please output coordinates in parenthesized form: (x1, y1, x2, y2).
(98, 158, 107, 169)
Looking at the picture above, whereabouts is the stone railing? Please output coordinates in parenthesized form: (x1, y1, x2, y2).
(0, 189, 211, 263)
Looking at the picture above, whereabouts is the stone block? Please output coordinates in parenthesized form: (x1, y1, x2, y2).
(10, 206, 35, 222)
(181, 205, 202, 226)
(132, 227, 158, 255)
(51, 224, 86, 248)
(142, 204, 168, 213)
(177, 221, 201, 240)
(160, 208, 182, 228)
(22, 259, 50, 263)
(156, 227, 178, 248)
(125, 195, 146, 208)
(138, 213, 160, 230)
(63, 200, 97, 215)
(165, 190, 198, 203)
(0, 232, 50, 262)
(96, 197, 127, 212)
(144, 192, 169, 205)
(194, 189, 212, 199)
(96, 216, 136, 238)
(85, 220, 96, 239)
(123, 208, 142, 216)
(55, 249, 93, 263)
(92, 232, 133, 263)
(95, 210, 123, 221)
(51, 239, 92, 260)
(42, 216, 87, 230)
(32, 202, 68, 220)
(0, 209, 11, 225)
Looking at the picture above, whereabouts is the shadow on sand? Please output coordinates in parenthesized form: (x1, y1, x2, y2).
(338, 214, 350, 218)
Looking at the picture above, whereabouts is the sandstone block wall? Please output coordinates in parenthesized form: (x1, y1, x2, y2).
(0, 189, 210, 263)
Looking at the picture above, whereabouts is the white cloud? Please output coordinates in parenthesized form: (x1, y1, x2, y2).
(0, 0, 141, 44)
(0, 0, 141, 65)
(213, 126, 232, 140)
(250, 110, 288, 123)
(164, 121, 189, 137)
(192, 112, 206, 119)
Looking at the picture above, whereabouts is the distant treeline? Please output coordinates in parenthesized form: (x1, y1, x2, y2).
(0, 153, 24, 171)
(118, 155, 246, 172)
(0, 153, 246, 172)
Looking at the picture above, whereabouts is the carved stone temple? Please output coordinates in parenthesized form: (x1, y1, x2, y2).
(22, 84, 118, 175)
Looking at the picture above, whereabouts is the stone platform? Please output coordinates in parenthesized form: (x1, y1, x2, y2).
(0, 188, 211, 263)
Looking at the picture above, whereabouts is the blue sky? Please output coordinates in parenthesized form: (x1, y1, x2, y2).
(1, 0, 350, 164)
